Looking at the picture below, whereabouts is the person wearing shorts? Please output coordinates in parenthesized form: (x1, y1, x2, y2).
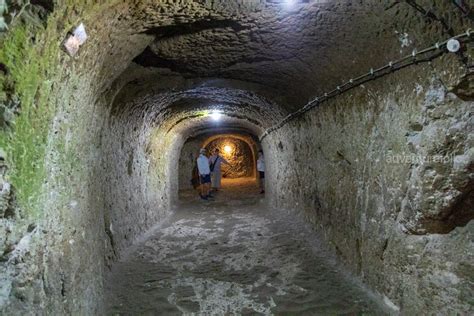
(197, 148, 212, 200)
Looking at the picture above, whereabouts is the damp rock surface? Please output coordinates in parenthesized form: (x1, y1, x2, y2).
(263, 56, 474, 314)
(0, 0, 472, 314)
(105, 179, 387, 315)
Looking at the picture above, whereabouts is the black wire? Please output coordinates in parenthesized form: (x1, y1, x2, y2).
(452, 0, 474, 22)
(260, 32, 473, 141)
(405, 0, 455, 36)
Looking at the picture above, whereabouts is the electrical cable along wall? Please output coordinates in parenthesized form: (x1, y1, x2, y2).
(260, 29, 473, 141)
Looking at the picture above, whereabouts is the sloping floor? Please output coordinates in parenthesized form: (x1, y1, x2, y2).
(105, 178, 387, 315)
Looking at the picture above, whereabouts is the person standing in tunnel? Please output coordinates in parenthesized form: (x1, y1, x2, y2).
(257, 150, 265, 194)
(209, 148, 230, 192)
(197, 148, 212, 200)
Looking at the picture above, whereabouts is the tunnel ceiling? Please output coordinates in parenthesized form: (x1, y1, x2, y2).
(113, 0, 468, 110)
(109, 65, 284, 138)
(96, 0, 470, 141)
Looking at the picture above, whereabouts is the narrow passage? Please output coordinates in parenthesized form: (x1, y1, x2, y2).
(105, 179, 386, 315)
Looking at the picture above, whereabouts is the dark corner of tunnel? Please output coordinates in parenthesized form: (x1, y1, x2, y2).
(132, 47, 188, 73)
(142, 19, 250, 38)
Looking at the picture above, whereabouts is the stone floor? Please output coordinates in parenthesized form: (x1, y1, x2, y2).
(105, 178, 387, 315)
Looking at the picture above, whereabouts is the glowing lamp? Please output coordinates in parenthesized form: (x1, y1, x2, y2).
(447, 39, 461, 53)
(224, 145, 233, 153)
(210, 111, 222, 121)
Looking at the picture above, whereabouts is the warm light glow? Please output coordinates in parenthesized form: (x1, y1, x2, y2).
(224, 145, 233, 153)
(210, 111, 222, 121)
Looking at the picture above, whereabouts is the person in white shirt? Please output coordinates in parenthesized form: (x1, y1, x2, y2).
(257, 150, 265, 194)
(196, 148, 212, 200)
(209, 149, 230, 191)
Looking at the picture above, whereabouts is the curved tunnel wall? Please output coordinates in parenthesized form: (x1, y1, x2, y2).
(0, 0, 472, 314)
(101, 72, 276, 256)
(0, 2, 283, 313)
(262, 55, 474, 313)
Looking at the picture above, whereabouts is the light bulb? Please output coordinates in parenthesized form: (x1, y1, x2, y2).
(210, 111, 221, 121)
(224, 145, 232, 153)
(284, 0, 296, 8)
(447, 39, 461, 53)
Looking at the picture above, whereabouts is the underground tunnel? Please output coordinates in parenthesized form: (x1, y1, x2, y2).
(0, 0, 473, 314)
